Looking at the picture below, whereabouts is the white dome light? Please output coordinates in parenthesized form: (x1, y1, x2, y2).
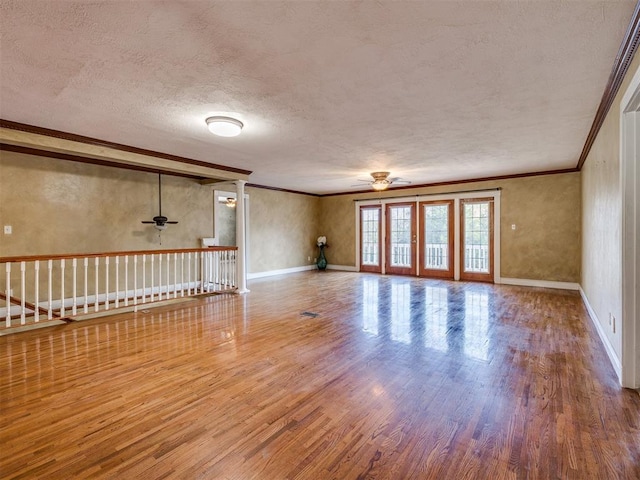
(206, 116, 244, 137)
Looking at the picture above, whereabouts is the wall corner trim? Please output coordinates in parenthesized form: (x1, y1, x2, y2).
(579, 287, 623, 384)
(499, 278, 580, 291)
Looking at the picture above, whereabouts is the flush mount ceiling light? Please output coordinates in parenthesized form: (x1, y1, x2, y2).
(225, 197, 237, 207)
(206, 116, 244, 137)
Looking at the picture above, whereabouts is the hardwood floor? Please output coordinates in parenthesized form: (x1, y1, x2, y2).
(1, 272, 638, 479)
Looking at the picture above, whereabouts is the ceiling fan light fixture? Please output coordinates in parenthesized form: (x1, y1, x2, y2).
(371, 180, 390, 191)
(154, 224, 167, 231)
(370, 171, 391, 191)
(225, 197, 237, 207)
(206, 116, 244, 137)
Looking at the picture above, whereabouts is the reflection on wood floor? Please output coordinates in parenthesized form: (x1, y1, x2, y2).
(1, 272, 639, 479)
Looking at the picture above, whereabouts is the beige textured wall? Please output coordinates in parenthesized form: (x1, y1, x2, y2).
(0, 151, 214, 257)
(319, 172, 581, 282)
(581, 53, 640, 362)
(246, 187, 320, 273)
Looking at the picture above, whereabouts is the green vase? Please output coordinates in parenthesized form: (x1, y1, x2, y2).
(317, 245, 327, 270)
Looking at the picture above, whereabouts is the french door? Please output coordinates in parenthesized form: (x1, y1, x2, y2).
(419, 200, 454, 279)
(385, 203, 416, 276)
(359, 206, 382, 273)
(357, 196, 495, 282)
(460, 198, 494, 282)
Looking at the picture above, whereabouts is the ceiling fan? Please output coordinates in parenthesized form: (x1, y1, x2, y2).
(353, 171, 411, 191)
(141, 173, 178, 230)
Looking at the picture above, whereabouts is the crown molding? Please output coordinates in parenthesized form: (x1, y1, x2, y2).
(321, 168, 579, 197)
(577, 1, 640, 169)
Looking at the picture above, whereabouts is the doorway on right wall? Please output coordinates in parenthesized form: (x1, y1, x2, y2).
(621, 64, 640, 389)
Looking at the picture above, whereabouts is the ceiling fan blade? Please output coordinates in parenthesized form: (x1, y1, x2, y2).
(141, 221, 156, 224)
(392, 180, 412, 185)
(166, 221, 179, 224)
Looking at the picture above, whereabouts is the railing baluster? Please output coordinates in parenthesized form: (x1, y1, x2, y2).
(133, 255, 138, 306)
(181, 252, 185, 297)
(158, 253, 163, 301)
(150, 254, 155, 302)
(105, 256, 110, 310)
(167, 253, 171, 299)
(173, 253, 178, 298)
(200, 251, 205, 294)
(225, 251, 236, 289)
(212, 251, 218, 290)
(47, 259, 53, 320)
(4, 262, 10, 327)
(187, 252, 191, 296)
(72, 258, 77, 316)
(124, 256, 129, 307)
(60, 259, 65, 317)
(203, 251, 208, 292)
(142, 254, 146, 304)
(115, 256, 120, 309)
(20, 261, 26, 325)
(221, 251, 225, 288)
(195, 252, 199, 292)
(94, 257, 99, 312)
(83, 258, 89, 314)
(34, 260, 40, 323)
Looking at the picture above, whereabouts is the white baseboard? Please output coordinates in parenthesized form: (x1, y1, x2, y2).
(326, 264, 358, 272)
(499, 277, 580, 291)
(579, 287, 622, 383)
(247, 265, 315, 280)
(247, 264, 358, 279)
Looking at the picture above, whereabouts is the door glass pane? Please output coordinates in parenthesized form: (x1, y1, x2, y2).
(361, 208, 380, 266)
(464, 202, 490, 273)
(423, 204, 449, 270)
(390, 206, 411, 267)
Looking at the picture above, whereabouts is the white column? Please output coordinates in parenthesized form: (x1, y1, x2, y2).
(235, 180, 249, 294)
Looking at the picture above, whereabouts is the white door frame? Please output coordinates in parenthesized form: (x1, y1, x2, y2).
(620, 64, 640, 388)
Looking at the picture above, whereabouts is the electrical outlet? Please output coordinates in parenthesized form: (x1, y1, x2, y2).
(3, 225, 12, 234)
(307, 256, 311, 261)
(511, 224, 516, 230)
(313, 258, 317, 263)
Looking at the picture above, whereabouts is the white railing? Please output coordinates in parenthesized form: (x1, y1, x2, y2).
(424, 243, 448, 270)
(391, 243, 411, 267)
(362, 244, 379, 265)
(464, 245, 489, 272)
(394, 243, 488, 272)
(0, 247, 237, 330)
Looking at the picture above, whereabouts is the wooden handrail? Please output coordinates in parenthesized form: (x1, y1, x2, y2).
(0, 247, 237, 264)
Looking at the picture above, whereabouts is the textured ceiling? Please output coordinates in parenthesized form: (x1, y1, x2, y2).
(0, 0, 637, 194)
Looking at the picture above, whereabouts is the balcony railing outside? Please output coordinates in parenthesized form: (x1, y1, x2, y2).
(392, 243, 489, 273)
(424, 243, 448, 270)
(1, 247, 237, 330)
